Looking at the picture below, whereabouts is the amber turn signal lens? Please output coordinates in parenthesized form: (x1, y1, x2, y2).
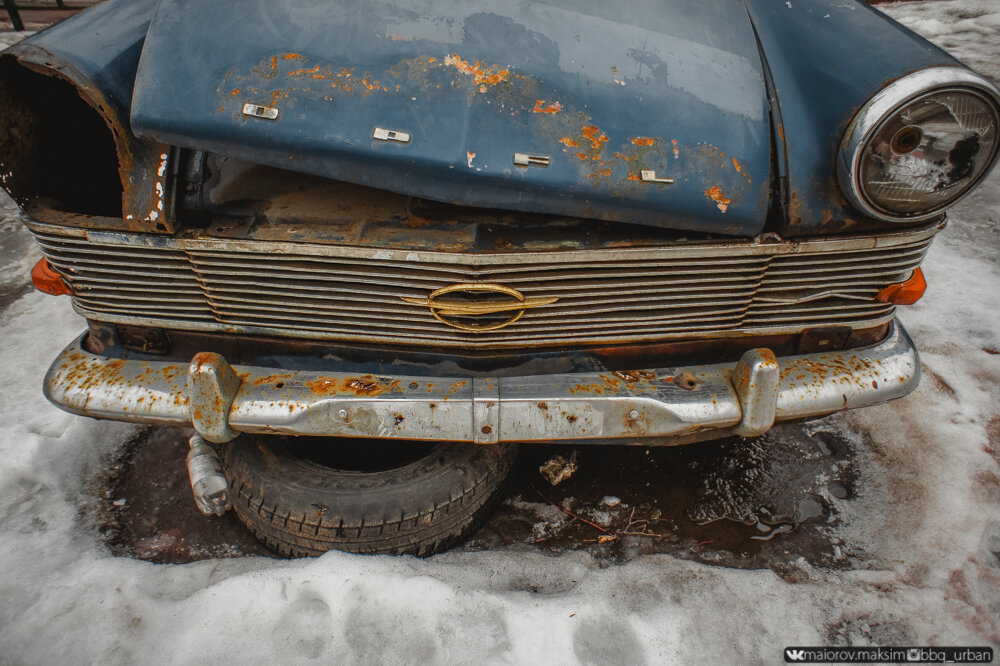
(31, 258, 72, 296)
(876, 267, 926, 305)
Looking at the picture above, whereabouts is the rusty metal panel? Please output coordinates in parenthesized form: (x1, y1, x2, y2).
(1, 0, 177, 232)
(130, 0, 771, 236)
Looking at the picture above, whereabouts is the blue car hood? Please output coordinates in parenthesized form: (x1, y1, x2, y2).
(131, 0, 771, 236)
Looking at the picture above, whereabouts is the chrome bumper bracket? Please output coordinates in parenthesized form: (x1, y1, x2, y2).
(188, 352, 242, 443)
(731, 348, 780, 437)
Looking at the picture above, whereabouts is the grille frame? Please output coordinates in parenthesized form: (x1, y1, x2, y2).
(26, 217, 942, 349)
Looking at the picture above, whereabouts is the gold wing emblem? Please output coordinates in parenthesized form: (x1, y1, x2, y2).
(401, 283, 558, 331)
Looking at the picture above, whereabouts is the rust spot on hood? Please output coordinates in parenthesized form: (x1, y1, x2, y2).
(705, 185, 732, 213)
(581, 126, 609, 151)
(731, 157, 752, 185)
(532, 100, 563, 114)
(288, 65, 321, 77)
(631, 137, 655, 147)
(443, 54, 510, 88)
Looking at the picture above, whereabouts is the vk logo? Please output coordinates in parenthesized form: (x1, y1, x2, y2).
(785, 649, 807, 662)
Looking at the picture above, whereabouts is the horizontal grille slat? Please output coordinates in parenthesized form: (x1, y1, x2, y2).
(763, 259, 925, 277)
(206, 300, 749, 328)
(47, 263, 200, 282)
(74, 305, 219, 322)
(768, 246, 927, 264)
(207, 309, 747, 335)
(204, 291, 757, 312)
(747, 302, 896, 316)
(74, 302, 215, 317)
(188, 250, 770, 273)
(185, 262, 772, 288)
(194, 275, 764, 297)
(74, 287, 207, 297)
(214, 315, 745, 341)
(75, 294, 209, 305)
(30, 223, 936, 349)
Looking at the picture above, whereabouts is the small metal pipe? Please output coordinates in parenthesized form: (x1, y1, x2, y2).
(186, 434, 232, 516)
(2, 0, 25, 31)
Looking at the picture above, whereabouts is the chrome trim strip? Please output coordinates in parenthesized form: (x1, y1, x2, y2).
(43, 321, 921, 444)
(838, 66, 1000, 223)
(64, 306, 900, 348)
(25, 216, 943, 265)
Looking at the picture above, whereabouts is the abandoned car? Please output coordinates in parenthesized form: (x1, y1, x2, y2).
(1, 0, 998, 556)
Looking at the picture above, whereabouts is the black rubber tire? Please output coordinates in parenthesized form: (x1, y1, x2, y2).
(220, 436, 517, 557)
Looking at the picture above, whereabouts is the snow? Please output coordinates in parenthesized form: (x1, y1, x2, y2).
(880, 0, 1000, 82)
(0, 188, 39, 293)
(1, 4, 1000, 662)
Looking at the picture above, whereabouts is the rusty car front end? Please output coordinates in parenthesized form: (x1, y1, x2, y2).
(33, 215, 930, 447)
(2, 0, 999, 554)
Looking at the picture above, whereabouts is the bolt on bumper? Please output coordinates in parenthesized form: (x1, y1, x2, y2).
(43, 321, 920, 445)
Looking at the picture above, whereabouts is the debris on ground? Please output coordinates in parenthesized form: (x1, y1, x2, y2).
(538, 451, 578, 485)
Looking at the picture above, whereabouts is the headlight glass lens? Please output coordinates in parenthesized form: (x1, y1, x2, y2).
(860, 89, 999, 217)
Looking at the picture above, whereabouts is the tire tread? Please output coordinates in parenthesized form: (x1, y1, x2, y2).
(222, 437, 515, 557)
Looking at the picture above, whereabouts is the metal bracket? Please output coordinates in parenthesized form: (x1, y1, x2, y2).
(640, 170, 675, 184)
(373, 127, 411, 143)
(2, 0, 24, 31)
(188, 352, 243, 443)
(242, 103, 279, 120)
(472, 377, 500, 443)
(513, 153, 551, 168)
(731, 349, 779, 437)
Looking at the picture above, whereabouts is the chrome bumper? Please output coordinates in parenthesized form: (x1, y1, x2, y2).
(44, 322, 920, 445)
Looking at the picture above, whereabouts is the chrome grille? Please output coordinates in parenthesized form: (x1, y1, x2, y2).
(29, 222, 936, 348)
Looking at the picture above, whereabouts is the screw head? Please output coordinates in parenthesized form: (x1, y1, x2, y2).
(338, 409, 348, 420)
(629, 409, 640, 419)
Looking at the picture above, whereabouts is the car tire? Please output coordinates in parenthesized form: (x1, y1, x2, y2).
(220, 435, 517, 557)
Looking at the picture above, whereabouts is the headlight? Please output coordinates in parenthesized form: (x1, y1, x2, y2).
(838, 67, 1000, 222)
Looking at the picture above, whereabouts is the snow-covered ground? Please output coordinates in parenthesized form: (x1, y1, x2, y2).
(1, 3, 999, 662)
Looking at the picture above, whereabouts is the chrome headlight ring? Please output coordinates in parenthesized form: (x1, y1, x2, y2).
(838, 66, 1000, 223)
